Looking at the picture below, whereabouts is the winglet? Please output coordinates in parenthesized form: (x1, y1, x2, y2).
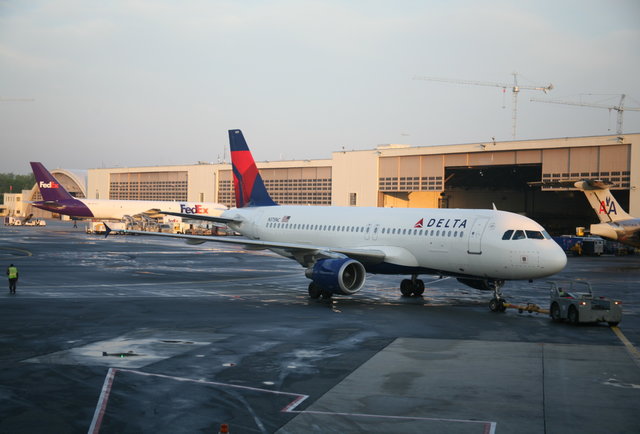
(228, 130, 277, 208)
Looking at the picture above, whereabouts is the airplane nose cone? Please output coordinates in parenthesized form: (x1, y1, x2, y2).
(541, 243, 567, 275)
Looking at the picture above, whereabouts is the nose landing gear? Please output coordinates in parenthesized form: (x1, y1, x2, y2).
(488, 280, 507, 312)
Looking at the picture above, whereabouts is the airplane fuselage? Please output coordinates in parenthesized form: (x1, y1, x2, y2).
(32, 198, 226, 221)
(223, 205, 567, 281)
(591, 219, 640, 248)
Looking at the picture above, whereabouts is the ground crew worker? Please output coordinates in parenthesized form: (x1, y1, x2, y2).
(7, 264, 18, 294)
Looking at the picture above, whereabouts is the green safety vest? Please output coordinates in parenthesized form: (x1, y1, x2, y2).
(8, 267, 18, 279)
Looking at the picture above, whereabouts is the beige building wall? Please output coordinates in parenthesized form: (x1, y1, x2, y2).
(89, 164, 222, 203)
(331, 150, 379, 207)
(84, 133, 639, 216)
(631, 138, 640, 216)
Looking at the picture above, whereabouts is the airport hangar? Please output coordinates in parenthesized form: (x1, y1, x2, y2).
(26, 133, 639, 236)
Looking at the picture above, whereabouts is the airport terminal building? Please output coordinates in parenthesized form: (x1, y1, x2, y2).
(17, 133, 640, 235)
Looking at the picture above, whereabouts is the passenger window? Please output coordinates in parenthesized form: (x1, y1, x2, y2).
(448, 230, 451, 237)
(454, 231, 457, 237)
(459, 231, 464, 237)
(512, 230, 525, 240)
(502, 230, 514, 240)
(525, 230, 544, 239)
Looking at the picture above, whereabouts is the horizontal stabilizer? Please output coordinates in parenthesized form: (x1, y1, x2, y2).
(528, 179, 616, 190)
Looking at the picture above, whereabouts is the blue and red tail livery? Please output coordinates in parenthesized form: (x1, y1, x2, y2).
(228, 129, 277, 208)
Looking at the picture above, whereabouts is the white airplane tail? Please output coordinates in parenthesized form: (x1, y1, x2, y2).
(574, 180, 632, 223)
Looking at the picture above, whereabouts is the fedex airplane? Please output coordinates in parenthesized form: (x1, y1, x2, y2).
(107, 130, 567, 311)
(530, 179, 640, 248)
(30, 162, 227, 221)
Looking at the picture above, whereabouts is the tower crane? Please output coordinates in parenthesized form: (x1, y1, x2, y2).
(530, 94, 640, 135)
(413, 73, 553, 139)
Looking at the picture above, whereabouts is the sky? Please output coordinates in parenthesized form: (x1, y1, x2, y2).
(1, 0, 639, 174)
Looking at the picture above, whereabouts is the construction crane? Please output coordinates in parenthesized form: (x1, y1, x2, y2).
(530, 94, 640, 135)
(413, 72, 553, 139)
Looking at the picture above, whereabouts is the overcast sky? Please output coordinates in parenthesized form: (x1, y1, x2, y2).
(1, 0, 639, 174)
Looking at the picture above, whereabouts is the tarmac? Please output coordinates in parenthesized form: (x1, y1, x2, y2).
(1, 220, 639, 433)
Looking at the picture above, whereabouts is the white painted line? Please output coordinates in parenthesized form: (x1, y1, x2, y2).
(87, 367, 116, 434)
(287, 409, 496, 433)
(89, 368, 496, 433)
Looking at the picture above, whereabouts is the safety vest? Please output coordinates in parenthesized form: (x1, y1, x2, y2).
(8, 267, 17, 279)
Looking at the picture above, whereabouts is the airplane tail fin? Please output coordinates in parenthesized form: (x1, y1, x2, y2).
(30, 162, 75, 202)
(228, 130, 277, 208)
(574, 180, 632, 223)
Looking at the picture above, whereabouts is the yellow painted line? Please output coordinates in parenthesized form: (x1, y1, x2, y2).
(0, 247, 32, 256)
(611, 326, 640, 368)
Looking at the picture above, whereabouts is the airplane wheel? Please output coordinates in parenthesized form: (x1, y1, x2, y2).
(400, 279, 413, 297)
(550, 303, 561, 321)
(568, 306, 579, 324)
(308, 282, 322, 299)
(499, 300, 507, 312)
(489, 298, 500, 312)
(321, 289, 333, 300)
(414, 280, 425, 296)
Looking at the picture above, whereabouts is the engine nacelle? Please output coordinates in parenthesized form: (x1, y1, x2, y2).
(185, 239, 207, 245)
(305, 258, 366, 295)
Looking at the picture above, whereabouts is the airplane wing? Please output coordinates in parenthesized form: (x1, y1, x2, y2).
(105, 227, 387, 266)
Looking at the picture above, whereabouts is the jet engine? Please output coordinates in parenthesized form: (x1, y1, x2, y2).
(305, 258, 366, 295)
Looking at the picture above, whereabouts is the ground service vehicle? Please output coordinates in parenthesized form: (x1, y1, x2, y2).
(549, 280, 622, 326)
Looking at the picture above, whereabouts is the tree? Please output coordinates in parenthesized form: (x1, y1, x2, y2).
(0, 173, 36, 204)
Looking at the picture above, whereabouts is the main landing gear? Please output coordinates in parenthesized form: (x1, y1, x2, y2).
(488, 280, 507, 312)
(308, 282, 333, 300)
(400, 274, 425, 297)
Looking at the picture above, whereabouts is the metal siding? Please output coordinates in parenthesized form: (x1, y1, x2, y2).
(542, 148, 569, 174)
(569, 147, 599, 174)
(516, 149, 542, 164)
(399, 156, 420, 175)
(420, 155, 443, 175)
(445, 154, 468, 167)
(379, 157, 399, 178)
(599, 144, 630, 173)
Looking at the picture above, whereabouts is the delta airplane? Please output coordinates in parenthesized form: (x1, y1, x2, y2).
(530, 179, 640, 248)
(106, 130, 567, 311)
(30, 162, 227, 221)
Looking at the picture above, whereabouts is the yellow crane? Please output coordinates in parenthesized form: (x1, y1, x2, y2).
(414, 72, 553, 139)
(531, 94, 640, 135)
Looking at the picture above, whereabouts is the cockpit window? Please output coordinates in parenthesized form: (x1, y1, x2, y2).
(502, 230, 514, 240)
(542, 230, 551, 240)
(525, 230, 545, 240)
(512, 230, 526, 240)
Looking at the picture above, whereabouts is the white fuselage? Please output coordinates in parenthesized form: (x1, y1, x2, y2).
(222, 205, 567, 281)
(79, 199, 226, 220)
